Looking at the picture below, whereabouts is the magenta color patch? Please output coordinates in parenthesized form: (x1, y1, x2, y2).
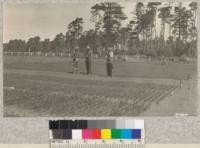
(82, 129, 92, 139)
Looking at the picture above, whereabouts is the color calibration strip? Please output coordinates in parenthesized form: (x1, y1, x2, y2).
(49, 120, 144, 140)
(49, 120, 144, 148)
(50, 128, 142, 140)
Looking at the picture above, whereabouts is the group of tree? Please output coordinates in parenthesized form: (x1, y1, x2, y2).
(4, 2, 197, 58)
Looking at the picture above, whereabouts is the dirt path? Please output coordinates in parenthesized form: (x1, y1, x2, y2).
(140, 79, 197, 116)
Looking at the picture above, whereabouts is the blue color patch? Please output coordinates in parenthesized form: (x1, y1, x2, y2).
(132, 129, 141, 139)
(121, 129, 132, 139)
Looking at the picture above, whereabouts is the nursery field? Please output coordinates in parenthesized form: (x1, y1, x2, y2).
(3, 56, 197, 117)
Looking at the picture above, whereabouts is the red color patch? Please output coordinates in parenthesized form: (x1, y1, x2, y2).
(91, 129, 101, 139)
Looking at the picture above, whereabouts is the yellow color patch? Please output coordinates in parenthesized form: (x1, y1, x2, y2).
(101, 129, 111, 139)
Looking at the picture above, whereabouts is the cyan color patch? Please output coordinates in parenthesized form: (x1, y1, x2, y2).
(121, 129, 132, 139)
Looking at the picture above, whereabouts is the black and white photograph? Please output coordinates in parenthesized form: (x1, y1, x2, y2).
(3, 1, 198, 117)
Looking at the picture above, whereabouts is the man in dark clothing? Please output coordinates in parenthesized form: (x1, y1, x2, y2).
(106, 49, 113, 77)
(72, 47, 79, 74)
(85, 46, 92, 74)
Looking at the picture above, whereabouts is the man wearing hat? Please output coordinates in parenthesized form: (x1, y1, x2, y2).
(85, 46, 92, 74)
(106, 48, 114, 77)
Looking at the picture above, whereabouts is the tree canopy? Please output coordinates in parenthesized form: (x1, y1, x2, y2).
(4, 2, 197, 58)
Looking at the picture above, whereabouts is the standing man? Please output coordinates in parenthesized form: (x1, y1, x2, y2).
(106, 48, 114, 77)
(85, 46, 92, 74)
(72, 46, 79, 74)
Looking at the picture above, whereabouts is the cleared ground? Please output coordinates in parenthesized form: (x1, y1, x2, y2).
(3, 56, 198, 117)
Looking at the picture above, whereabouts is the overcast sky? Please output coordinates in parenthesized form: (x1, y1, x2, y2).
(3, 2, 137, 43)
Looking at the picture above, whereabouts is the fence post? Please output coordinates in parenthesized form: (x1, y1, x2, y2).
(180, 79, 182, 88)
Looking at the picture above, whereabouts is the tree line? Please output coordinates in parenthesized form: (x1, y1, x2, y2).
(4, 2, 197, 58)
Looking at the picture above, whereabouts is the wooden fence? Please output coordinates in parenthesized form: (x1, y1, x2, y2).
(4, 52, 71, 57)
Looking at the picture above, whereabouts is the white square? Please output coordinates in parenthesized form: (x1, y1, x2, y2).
(134, 119, 144, 129)
(72, 130, 82, 139)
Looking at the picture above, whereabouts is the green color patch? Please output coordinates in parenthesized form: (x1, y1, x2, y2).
(111, 129, 121, 139)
